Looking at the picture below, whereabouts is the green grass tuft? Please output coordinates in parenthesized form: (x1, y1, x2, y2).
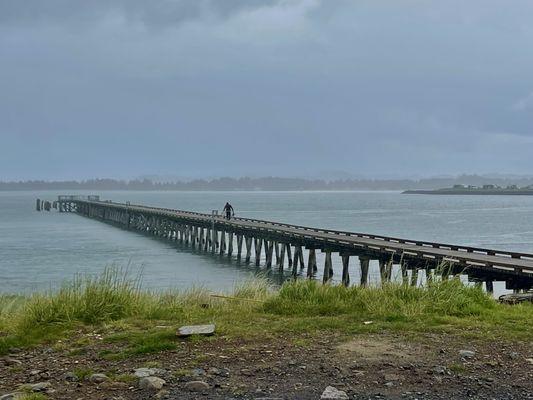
(1, 268, 532, 355)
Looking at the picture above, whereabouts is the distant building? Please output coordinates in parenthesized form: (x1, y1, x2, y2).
(482, 184, 496, 190)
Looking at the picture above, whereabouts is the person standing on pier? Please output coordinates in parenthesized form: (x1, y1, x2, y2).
(223, 202, 234, 220)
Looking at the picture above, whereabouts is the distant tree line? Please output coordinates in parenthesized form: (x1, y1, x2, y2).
(2, 175, 533, 191)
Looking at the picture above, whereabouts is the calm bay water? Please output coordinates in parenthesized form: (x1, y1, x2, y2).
(1, 190, 533, 295)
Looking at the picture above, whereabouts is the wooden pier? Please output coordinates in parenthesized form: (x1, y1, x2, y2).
(50, 195, 533, 291)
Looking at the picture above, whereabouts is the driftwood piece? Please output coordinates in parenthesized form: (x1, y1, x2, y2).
(499, 292, 533, 304)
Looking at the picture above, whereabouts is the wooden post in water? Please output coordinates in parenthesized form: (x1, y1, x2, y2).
(410, 267, 419, 286)
(211, 230, 217, 253)
(379, 259, 388, 283)
(293, 245, 300, 269)
(307, 249, 316, 278)
(236, 235, 243, 259)
(245, 237, 252, 263)
(204, 228, 210, 251)
(263, 239, 270, 260)
(286, 244, 293, 267)
(196, 228, 205, 250)
(291, 245, 298, 277)
(266, 241, 274, 269)
(425, 265, 433, 283)
(254, 238, 262, 266)
(322, 251, 333, 283)
(401, 263, 409, 285)
(359, 256, 369, 286)
(341, 255, 350, 286)
(227, 232, 233, 257)
(298, 245, 305, 269)
(219, 231, 226, 255)
(279, 243, 286, 270)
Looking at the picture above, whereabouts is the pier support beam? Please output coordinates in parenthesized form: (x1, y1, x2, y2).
(322, 250, 333, 283)
(254, 238, 262, 266)
(379, 260, 388, 283)
(410, 268, 419, 286)
(266, 241, 274, 269)
(245, 237, 252, 263)
(228, 233, 233, 257)
(237, 235, 243, 259)
(341, 255, 350, 286)
(278, 243, 286, 270)
(359, 256, 369, 286)
(307, 249, 317, 278)
(219, 231, 226, 255)
(286, 244, 293, 268)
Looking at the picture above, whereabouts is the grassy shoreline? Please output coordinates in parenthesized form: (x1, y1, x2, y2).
(1, 268, 532, 357)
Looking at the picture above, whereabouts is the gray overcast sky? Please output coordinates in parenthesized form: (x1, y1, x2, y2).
(1, 0, 533, 180)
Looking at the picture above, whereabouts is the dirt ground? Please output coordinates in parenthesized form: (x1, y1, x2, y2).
(1, 331, 532, 399)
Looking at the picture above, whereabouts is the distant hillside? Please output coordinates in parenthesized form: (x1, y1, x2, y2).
(3, 175, 533, 191)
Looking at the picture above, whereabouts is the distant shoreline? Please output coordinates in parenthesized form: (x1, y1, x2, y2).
(404, 189, 533, 195)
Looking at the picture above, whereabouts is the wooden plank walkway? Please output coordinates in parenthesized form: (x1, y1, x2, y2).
(53, 196, 533, 291)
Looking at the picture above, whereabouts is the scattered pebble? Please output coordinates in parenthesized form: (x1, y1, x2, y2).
(63, 372, 79, 382)
(133, 367, 166, 378)
(25, 382, 52, 392)
(0, 393, 24, 400)
(432, 365, 447, 375)
(154, 389, 170, 399)
(2, 358, 22, 366)
(89, 373, 109, 384)
(185, 380, 210, 392)
(320, 386, 349, 399)
(459, 350, 475, 359)
(139, 376, 166, 391)
(177, 324, 216, 337)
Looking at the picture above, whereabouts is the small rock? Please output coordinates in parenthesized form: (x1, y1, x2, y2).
(89, 373, 110, 384)
(185, 380, 210, 392)
(0, 393, 24, 400)
(191, 368, 206, 377)
(134, 368, 166, 378)
(432, 366, 447, 375)
(139, 377, 166, 391)
(154, 389, 170, 399)
(177, 324, 215, 337)
(8, 348, 21, 353)
(29, 382, 52, 392)
(3, 358, 22, 366)
(526, 358, 533, 365)
(509, 351, 519, 359)
(385, 382, 395, 387)
(384, 373, 400, 381)
(29, 370, 41, 376)
(459, 350, 475, 359)
(63, 372, 79, 382)
(320, 386, 349, 400)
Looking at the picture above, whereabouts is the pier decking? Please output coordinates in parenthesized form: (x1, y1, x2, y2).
(47, 196, 533, 291)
